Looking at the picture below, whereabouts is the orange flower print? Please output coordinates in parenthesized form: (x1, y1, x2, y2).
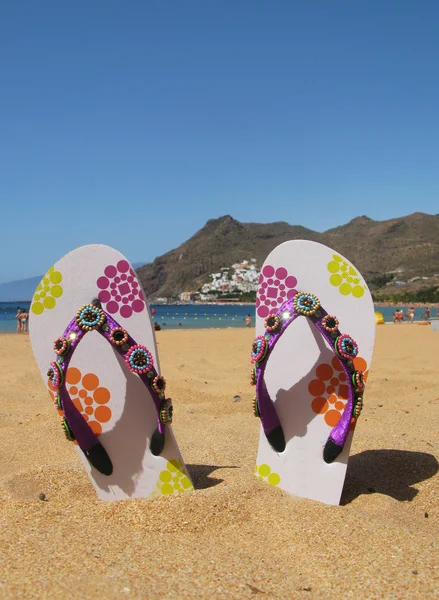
(48, 367, 112, 439)
(309, 356, 368, 427)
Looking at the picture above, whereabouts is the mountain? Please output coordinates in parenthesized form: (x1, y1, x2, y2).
(136, 213, 439, 298)
(2, 214, 438, 302)
(0, 276, 42, 302)
(325, 212, 439, 278)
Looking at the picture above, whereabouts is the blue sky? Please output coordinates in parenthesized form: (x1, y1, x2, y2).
(1, 1, 438, 283)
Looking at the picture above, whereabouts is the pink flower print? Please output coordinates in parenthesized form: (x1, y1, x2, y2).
(256, 265, 298, 318)
(96, 260, 145, 319)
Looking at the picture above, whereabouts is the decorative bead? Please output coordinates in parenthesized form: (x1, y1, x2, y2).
(75, 304, 106, 331)
(53, 337, 70, 356)
(47, 361, 63, 392)
(250, 368, 257, 386)
(352, 370, 365, 392)
(335, 334, 359, 361)
(102, 324, 110, 332)
(159, 398, 173, 424)
(252, 396, 260, 418)
(109, 327, 129, 346)
(62, 418, 75, 441)
(152, 375, 166, 394)
(251, 336, 268, 363)
(55, 395, 63, 410)
(125, 344, 154, 375)
(265, 313, 282, 333)
(121, 342, 130, 353)
(321, 315, 339, 333)
(353, 396, 363, 418)
(69, 332, 77, 340)
(293, 292, 321, 317)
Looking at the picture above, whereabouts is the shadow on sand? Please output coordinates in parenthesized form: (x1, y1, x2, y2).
(341, 449, 438, 504)
(186, 464, 238, 490)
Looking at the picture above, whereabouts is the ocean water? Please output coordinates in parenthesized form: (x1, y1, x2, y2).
(0, 302, 437, 334)
(0, 302, 254, 333)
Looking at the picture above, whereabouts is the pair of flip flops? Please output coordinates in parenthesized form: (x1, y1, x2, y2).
(29, 241, 375, 505)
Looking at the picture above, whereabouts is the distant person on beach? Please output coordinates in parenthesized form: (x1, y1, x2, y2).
(16, 307, 22, 333)
(154, 322, 161, 331)
(245, 314, 252, 328)
(424, 307, 431, 320)
(393, 308, 403, 323)
(407, 307, 415, 323)
(18, 309, 28, 333)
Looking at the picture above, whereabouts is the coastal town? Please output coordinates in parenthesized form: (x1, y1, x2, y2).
(179, 259, 260, 302)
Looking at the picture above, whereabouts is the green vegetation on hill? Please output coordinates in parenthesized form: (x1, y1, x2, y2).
(374, 285, 439, 304)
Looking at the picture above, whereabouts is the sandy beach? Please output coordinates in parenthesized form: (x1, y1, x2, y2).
(0, 326, 438, 599)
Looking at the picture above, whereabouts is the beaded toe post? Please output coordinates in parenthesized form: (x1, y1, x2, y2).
(48, 301, 174, 475)
(251, 292, 365, 463)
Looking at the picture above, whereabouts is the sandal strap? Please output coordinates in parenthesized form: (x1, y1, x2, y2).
(252, 292, 364, 462)
(48, 302, 171, 474)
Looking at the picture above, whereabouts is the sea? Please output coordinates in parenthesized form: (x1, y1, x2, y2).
(0, 302, 438, 333)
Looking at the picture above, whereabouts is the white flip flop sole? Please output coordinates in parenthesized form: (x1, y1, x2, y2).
(29, 244, 193, 501)
(254, 240, 375, 505)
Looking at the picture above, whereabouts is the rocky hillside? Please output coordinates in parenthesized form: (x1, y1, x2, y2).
(136, 213, 439, 298)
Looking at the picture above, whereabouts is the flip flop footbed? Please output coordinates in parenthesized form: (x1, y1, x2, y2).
(29, 244, 193, 501)
(254, 240, 375, 505)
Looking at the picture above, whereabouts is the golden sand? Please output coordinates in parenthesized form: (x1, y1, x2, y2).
(0, 326, 438, 599)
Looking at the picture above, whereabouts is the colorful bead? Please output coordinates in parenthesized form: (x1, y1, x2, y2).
(159, 398, 173, 424)
(53, 337, 70, 356)
(253, 396, 260, 418)
(109, 327, 129, 346)
(125, 344, 154, 375)
(47, 361, 63, 392)
(321, 315, 339, 333)
(293, 292, 321, 317)
(353, 396, 363, 418)
(265, 313, 282, 333)
(75, 304, 106, 331)
(251, 336, 268, 363)
(352, 370, 365, 391)
(250, 368, 257, 386)
(54, 395, 63, 410)
(62, 418, 75, 441)
(152, 375, 166, 394)
(335, 334, 359, 361)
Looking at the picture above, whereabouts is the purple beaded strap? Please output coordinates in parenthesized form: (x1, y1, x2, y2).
(50, 305, 170, 454)
(252, 292, 363, 462)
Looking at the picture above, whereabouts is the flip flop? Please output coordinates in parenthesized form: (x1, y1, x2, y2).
(29, 245, 193, 501)
(251, 240, 375, 505)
